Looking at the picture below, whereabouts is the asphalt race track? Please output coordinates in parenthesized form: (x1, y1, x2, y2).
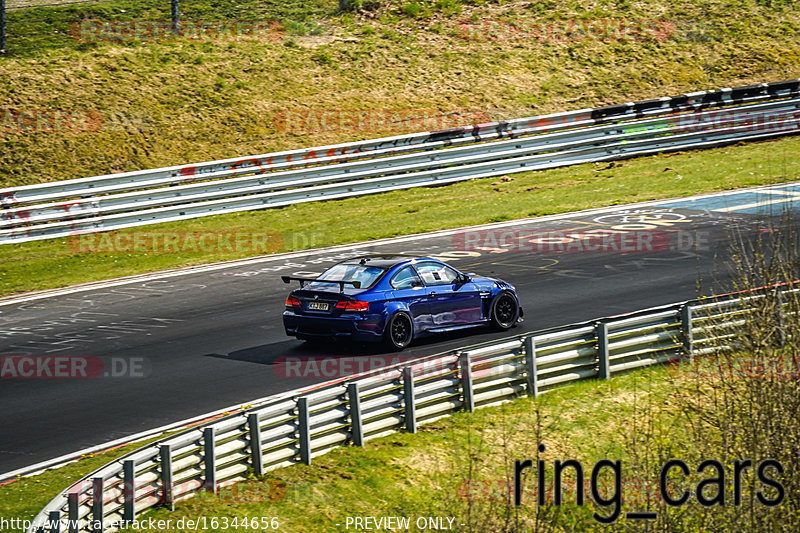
(2, 182, 800, 474)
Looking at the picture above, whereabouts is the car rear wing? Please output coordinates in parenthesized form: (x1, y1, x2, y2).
(280, 276, 362, 292)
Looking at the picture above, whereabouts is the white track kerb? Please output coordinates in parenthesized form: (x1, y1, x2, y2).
(1, 79, 798, 244)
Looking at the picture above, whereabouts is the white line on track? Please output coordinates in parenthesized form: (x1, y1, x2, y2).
(715, 189, 800, 212)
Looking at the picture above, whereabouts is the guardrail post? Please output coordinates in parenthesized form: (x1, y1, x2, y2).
(347, 383, 364, 447)
(67, 491, 79, 533)
(680, 304, 694, 357)
(48, 511, 61, 533)
(403, 366, 416, 433)
(159, 444, 174, 509)
(524, 336, 538, 397)
(458, 352, 474, 412)
(171, 0, 179, 35)
(91, 477, 104, 533)
(203, 427, 216, 493)
(597, 322, 610, 380)
(775, 288, 787, 346)
(298, 397, 311, 465)
(248, 413, 264, 476)
(122, 460, 135, 523)
(1, 0, 7, 54)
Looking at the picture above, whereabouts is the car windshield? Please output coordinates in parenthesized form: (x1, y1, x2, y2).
(309, 264, 386, 290)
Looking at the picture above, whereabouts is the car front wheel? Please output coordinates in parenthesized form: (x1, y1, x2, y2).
(384, 312, 414, 351)
(490, 292, 519, 330)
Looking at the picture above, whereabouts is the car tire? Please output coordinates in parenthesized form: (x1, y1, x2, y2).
(383, 312, 414, 351)
(490, 292, 519, 331)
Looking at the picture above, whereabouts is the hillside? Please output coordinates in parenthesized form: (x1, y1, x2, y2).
(1, 0, 798, 187)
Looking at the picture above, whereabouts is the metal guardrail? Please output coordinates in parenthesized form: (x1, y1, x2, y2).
(24, 285, 795, 533)
(2, 79, 799, 244)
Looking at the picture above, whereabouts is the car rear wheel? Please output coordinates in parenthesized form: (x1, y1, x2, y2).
(384, 312, 413, 351)
(490, 292, 519, 331)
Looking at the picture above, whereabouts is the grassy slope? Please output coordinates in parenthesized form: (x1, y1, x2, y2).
(0, 0, 798, 187)
(1, 134, 798, 296)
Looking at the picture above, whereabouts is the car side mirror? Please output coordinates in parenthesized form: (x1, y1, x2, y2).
(456, 273, 470, 284)
(411, 280, 424, 288)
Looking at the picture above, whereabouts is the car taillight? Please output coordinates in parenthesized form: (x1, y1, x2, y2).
(335, 300, 369, 312)
(285, 296, 301, 309)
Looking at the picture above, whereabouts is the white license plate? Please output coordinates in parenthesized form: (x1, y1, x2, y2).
(307, 302, 329, 311)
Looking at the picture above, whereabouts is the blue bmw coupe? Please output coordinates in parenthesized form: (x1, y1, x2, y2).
(282, 255, 523, 350)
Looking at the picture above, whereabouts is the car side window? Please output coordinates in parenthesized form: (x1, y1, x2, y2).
(390, 266, 423, 290)
(414, 262, 460, 286)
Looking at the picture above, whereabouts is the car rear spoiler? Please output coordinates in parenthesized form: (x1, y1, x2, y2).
(280, 276, 361, 292)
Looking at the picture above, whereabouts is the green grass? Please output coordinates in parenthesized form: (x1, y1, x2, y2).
(1, 135, 798, 297)
(0, 0, 798, 188)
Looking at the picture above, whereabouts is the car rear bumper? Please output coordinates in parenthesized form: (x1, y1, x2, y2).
(283, 311, 384, 342)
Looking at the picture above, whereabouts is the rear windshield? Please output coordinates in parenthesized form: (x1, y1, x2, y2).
(309, 264, 386, 290)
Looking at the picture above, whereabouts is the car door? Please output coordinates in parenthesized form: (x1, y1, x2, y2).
(414, 261, 482, 326)
(389, 265, 432, 331)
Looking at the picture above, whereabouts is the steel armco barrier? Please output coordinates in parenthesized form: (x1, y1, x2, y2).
(23, 284, 797, 533)
(2, 79, 799, 245)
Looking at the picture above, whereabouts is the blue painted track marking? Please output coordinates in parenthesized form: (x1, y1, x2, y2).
(658, 184, 800, 215)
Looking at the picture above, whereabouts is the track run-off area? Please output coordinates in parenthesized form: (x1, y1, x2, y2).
(2, 181, 800, 475)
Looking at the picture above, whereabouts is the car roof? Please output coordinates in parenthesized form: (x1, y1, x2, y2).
(339, 255, 430, 269)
